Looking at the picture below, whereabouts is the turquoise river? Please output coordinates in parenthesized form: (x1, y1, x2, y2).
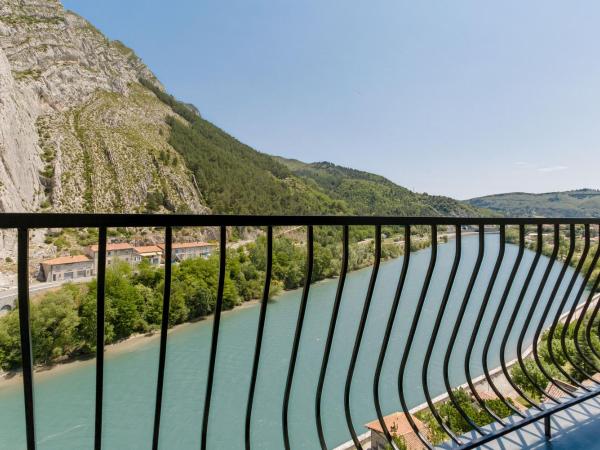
(0, 234, 586, 449)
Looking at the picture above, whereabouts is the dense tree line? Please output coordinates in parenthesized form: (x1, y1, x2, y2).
(0, 232, 406, 371)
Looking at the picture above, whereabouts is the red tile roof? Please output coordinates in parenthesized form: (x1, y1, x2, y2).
(42, 255, 91, 266)
(157, 241, 214, 250)
(89, 243, 134, 252)
(133, 245, 162, 254)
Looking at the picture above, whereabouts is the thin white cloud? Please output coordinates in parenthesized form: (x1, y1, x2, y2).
(537, 165, 568, 173)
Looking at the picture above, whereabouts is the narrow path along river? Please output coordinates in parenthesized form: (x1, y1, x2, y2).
(0, 234, 587, 449)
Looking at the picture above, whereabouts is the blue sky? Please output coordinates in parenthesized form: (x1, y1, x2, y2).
(63, 0, 600, 199)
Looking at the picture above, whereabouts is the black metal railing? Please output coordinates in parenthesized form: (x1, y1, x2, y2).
(4, 214, 600, 450)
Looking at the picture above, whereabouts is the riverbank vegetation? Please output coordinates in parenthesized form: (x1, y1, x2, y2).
(415, 314, 600, 446)
(511, 311, 600, 401)
(506, 225, 600, 288)
(415, 389, 514, 445)
(0, 228, 430, 372)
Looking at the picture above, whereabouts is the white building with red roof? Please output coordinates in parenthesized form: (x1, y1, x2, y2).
(133, 245, 163, 266)
(39, 255, 94, 282)
(85, 242, 134, 270)
(157, 241, 215, 262)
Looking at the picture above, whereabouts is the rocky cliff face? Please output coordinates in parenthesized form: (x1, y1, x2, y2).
(0, 0, 207, 213)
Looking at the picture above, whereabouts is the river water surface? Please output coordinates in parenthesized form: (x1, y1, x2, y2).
(0, 234, 586, 449)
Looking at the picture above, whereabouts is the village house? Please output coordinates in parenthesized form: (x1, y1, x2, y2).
(158, 241, 216, 262)
(38, 255, 94, 282)
(133, 245, 162, 266)
(86, 242, 135, 271)
(364, 412, 429, 450)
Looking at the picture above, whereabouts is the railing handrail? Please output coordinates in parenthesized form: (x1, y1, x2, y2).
(0, 213, 599, 229)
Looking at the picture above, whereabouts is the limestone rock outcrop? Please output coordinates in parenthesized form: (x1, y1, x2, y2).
(0, 0, 207, 213)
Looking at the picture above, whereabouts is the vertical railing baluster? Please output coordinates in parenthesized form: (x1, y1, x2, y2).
(398, 225, 437, 450)
(282, 226, 313, 450)
(499, 224, 544, 410)
(373, 226, 410, 448)
(547, 225, 591, 390)
(18, 228, 36, 450)
(343, 225, 382, 450)
(421, 225, 463, 445)
(531, 225, 577, 398)
(201, 225, 227, 450)
(245, 226, 273, 450)
(468, 225, 521, 421)
(443, 224, 487, 435)
(94, 226, 107, 450)
(480, 225, 530, 416)
(152, 227, 173, 450)
(515, 225, 561, 402)
(316, 226, 349, 450)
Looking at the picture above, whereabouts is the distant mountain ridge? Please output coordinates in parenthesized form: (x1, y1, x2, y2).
(466, 189, 600, 218)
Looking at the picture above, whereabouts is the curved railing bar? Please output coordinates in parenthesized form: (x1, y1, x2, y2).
(421, 225, 464, 445)
(94, 227, 107, 450)
(465, 226, 518, 421)
(530, 225, 577, 398)
(344, 226, 382, 450)
(245, 227, 273, 450)
(201, 225, 227, 450)
(477, 225, 526, 419)
(373, 226, 411, 449)
(498, 224, 545, 410)
(514, 225, 562, 403)
(571, 225, 600, 374)
(398, 225, 438, 450)
(282, 226, 314, 450)
(583, 268, 600, 362)
(585, 231, 600, 359)
(559, 225, 600, 383)
(546, 225, 591, 390)
(442, 225, 488, 435)
(152, 227, 173, 450)
(315, 226, 349, 450)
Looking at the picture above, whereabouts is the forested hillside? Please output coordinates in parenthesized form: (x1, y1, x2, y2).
(467, 189, 600, 218)
(275, 158, 482, 217)
(142, 80, 482, 217)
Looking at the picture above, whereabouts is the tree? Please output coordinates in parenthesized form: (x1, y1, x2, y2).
(384, 435, 407, 450)
(30, 285, 81, 364)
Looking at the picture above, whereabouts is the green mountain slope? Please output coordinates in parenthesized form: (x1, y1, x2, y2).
(274, 158, 482, 217)
(141, 81, 482, 217)
(466, 189, 600, 218)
